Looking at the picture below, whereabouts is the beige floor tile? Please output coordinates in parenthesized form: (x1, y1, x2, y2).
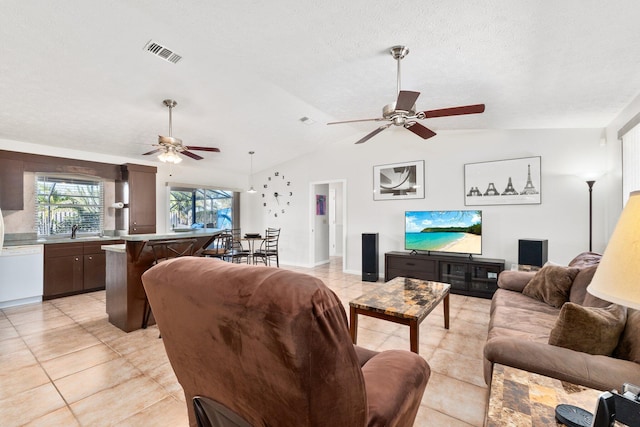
(41, 343, 120, 380)
(118, 395, 189, 427)
(414, 405, 476, 426)
(82, 317, 129, 342)
(428, 348, 487, 388)
(0, 362, 51, 400)
(422, 372, 488, 426)
(146, 361, 183, 395)
(22, 405, 81, 427)
(54, 357, 142, 404)
(438, 331, 486, 361)
(70, 374, 170, 427)
(13, 313, 76, 336)
(22, 323, 101, 362)
(106, 326, 163, 355)
(0, 382, 66, 426)
(0, 348, 39, 372)
(0, 336, 28, 356)
(3, 303, 64, 326)
(125, 339, 170, 374)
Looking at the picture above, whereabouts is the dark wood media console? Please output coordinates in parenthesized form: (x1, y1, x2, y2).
(385, 251, 505, 299)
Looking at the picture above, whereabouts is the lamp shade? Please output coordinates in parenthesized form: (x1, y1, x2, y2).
(587, 190, 640, 310)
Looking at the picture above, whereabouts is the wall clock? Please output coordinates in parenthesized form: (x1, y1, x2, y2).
(262, 171, 293, 218)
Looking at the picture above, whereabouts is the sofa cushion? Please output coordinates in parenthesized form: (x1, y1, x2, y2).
(549, 303, 627, 356)
(522, 265, 579, 308)
(568, 252, 602, 268)
(568, 265, 598, 305)
(614, 309, 640, 364)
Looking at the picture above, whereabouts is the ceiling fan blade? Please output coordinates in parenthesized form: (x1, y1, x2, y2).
(142, 149, 161, 155)
(395, 90, 421, 112)
(405, 122, 437, 139)
(355, 124, 392, 144)
(180, 150, 204, 160)
(185, 146, 221, 152)
(327, 117, 385, 125)
(422, 104, 485, 118)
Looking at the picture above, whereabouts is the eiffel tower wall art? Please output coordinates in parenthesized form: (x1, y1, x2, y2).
(464, 156, 541, 206)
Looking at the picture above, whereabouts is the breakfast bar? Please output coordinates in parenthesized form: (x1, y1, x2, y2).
(102, 229, 221, 332)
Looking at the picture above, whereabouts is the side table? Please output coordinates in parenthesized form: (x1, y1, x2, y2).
(485, 364, 621, 426)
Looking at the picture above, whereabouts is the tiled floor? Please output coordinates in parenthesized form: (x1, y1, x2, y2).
(0, 257, 491, 426)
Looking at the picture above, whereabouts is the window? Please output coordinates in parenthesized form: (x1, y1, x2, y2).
(622, 124, 640, 206)
(169, 186, 238, 230)
(36, 175, 104, 236)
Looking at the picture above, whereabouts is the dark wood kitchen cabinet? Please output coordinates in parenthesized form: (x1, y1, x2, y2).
(119, 164, 157, 234)
(83, 241, 107, 291)
(0, 158, 24, 210)
(44, 243, 84, 299)
(44, 240, 119, 299)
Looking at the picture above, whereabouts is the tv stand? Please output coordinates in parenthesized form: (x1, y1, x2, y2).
(384, 251, 505, 299)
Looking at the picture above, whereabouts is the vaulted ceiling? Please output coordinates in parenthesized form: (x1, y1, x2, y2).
(1, 1, 640, 173)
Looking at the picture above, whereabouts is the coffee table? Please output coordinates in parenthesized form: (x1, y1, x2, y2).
(349, 276, 450, 354)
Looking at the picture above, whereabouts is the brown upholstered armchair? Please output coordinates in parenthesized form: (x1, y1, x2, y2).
(142, 257, 430, 427)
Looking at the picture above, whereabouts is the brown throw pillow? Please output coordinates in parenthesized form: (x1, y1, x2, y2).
(522, 265, 579, 308)
(549, 303, 627, 355)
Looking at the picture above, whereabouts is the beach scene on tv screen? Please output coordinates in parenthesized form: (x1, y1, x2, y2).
(405, 210, 482, 254)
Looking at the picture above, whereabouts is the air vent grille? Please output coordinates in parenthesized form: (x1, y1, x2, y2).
(144, 40, 182, 64)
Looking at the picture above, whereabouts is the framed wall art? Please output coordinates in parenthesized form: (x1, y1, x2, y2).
(464, 156, 541, 206)
(373, 160, 425, 201)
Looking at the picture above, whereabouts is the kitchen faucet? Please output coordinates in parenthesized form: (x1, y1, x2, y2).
(71, 224, 79, 239)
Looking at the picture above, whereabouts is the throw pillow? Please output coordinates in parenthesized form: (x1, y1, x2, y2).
(613, 309, 640, 364)
(549, 303, 627, 356)
(522, 265, 579, 308)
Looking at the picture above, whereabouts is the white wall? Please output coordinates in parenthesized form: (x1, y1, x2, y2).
(248, 127, 619, 273)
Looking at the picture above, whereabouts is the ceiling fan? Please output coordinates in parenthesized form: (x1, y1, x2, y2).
(327, 46, 485, 144)
(142, 99, 220, 163)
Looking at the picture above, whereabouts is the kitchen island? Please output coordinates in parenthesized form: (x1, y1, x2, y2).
(102, 229, 221, 332)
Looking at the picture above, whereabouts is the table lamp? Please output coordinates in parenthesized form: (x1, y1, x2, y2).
(587, 190, 640, 310)
(555, 190, 640, 427)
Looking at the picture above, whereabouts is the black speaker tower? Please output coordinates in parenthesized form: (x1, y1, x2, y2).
(518, 239, 548, 268)
(362, 233, 379, 282)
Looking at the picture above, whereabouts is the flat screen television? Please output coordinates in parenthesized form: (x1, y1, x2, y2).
(405, 210, 482, 255)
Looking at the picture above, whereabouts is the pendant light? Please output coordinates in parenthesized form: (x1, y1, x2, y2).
(247, 151, 257, 194)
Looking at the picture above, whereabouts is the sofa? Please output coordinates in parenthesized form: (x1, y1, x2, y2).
(484, 252, 640, 391)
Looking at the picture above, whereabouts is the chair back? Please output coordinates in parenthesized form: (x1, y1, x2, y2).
(203, 233, 233, 258)
(148, 239, 197, 264)
(142, 258, 368, 427)
(263, 227, 280, 252)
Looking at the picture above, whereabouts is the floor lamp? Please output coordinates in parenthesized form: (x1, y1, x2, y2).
(555, 190, 640, 426)
(586, 180, 595, 252)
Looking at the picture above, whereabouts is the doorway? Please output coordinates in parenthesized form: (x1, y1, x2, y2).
(309, 180, 346, 271)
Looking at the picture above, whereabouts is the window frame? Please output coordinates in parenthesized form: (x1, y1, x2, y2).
(35, 173, 105, 237)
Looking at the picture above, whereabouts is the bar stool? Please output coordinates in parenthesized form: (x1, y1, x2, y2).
(142, 238, 197, 330)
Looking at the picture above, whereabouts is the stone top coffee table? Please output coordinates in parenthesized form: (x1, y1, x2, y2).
(349, 276, 450, 354)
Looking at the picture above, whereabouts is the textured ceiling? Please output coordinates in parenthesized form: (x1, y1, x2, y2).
(1, 1, 640, 173)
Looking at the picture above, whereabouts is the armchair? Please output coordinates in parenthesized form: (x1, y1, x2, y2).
(142, 257, 430, 427)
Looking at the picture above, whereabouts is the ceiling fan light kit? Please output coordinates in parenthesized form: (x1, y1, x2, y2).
(328, 45, 485, 144)
(142, 99, 221, 162)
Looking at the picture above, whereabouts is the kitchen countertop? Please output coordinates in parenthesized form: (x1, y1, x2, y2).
(3, 228, 223, 247)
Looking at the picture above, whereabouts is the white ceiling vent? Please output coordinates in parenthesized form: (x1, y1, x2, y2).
(144, 40, 182, 64)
